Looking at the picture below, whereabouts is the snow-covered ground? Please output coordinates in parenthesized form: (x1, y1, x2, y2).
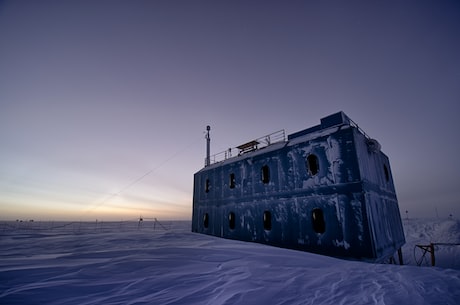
(1, 218, 459, 305)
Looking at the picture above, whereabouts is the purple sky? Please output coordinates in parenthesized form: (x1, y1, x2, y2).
(1, 1, 459, 220)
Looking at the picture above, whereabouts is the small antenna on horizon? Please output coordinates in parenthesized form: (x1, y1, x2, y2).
(205, 125, 211, 167)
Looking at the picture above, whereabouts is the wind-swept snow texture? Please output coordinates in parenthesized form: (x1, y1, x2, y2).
(1, 219, 459, 305)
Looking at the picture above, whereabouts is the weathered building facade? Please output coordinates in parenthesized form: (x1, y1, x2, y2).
(192, 112, 405, 262)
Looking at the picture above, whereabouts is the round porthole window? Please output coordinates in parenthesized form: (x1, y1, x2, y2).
(203, 213, 209, 228)
(229, 173, 236, 189)
(307, 154, 319, 176)
(311, 208, 325, 234)
(228, 212, 236, 230)
(383, 164, 390, 182)
(263, 211, 272, 231)
(261, 165, 270, 184)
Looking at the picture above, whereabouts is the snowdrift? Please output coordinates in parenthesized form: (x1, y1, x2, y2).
(0, 218, 459, 305)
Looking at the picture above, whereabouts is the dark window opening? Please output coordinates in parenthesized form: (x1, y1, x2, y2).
(383, 164, 390, 182)
(307, 154, 319, 176)
(228, 212, 236, 230)
(312, 208, 326, 234)
(263, 211, 272, 230)
(229, 173, 236, 189)
(205, 178, 210, 193)
(261, 165, 270, 184)
(203, 213, 209, 228)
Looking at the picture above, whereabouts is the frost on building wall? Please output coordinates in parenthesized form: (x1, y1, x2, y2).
(192, 112, 405, 262)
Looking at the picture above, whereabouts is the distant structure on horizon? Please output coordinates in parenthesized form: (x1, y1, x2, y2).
(192, 112, 405, 263)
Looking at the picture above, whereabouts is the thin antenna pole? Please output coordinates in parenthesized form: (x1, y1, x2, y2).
(205, 125, 211, 167)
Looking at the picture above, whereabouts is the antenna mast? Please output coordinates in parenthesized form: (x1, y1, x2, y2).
(205, 125, 211, 167)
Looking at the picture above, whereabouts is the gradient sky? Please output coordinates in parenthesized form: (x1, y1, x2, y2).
(1, 1, 459, 221)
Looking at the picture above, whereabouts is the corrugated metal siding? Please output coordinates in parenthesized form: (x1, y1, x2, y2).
(353, 130, 406, 259)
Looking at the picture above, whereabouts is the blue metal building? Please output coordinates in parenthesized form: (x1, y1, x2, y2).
(192, 112, 405, 262)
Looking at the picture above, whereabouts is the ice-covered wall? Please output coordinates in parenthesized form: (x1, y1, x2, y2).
(192, 112, 405, 262)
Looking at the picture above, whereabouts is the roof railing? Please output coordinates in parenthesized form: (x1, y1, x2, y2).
(206, 129, 286, 166)
(348, 117, 371, 140)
